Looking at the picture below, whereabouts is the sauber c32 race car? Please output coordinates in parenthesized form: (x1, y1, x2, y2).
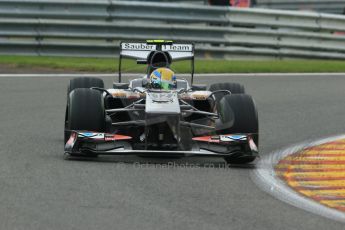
(64, 40, 259, 164)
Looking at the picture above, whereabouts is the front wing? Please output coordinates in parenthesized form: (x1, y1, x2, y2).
(65, 131, 258, 158)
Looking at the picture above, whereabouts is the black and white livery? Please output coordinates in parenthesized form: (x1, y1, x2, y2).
(64, 40, 259, 164)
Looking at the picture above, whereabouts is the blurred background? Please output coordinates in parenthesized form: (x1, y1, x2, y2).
(0, 0, 345, 73)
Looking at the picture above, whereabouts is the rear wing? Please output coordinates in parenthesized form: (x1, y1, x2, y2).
(118, 40, 195, 84)
(120, 41, 194, 61)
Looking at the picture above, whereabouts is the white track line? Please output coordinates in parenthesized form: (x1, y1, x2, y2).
(251, 135, 345, 223)
(0, 73, 345, 78)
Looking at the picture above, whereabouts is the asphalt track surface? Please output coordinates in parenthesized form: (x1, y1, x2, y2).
(1, 73, 345, 230)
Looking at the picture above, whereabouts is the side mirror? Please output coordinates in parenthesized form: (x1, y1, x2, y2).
(113, 83, 129, 89)
(191, 84, 207, 91)
(133, 87, 146, 94)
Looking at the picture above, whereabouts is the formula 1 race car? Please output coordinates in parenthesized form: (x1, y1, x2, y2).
(64, 40, 258, 164)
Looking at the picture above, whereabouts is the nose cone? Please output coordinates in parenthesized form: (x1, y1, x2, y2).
(145, 92, 181, 115)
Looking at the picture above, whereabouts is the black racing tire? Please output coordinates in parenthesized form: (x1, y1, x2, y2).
(209, 82, 245, 102)
(67, 77, 104, 96)
(216, 94, 258, 164)
(65, 77, 105, 142)
(209, 82, 245, 94)
(65, 89, 106, 149)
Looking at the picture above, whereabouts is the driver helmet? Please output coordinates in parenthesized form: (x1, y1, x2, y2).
(149, 68, 177, 90)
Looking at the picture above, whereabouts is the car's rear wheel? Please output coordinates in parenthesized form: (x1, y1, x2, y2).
(209, 82, 245, 102)
(64, 89, 106, 157)
(67, 77, 104, 96)
(216, 94, 258, 164)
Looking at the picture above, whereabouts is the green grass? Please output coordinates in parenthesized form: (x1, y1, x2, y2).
(0, 55, 345, 73)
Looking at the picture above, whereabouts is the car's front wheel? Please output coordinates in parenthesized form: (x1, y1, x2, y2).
(216, 94, 258, 164)
(65, 89, 106, 151)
